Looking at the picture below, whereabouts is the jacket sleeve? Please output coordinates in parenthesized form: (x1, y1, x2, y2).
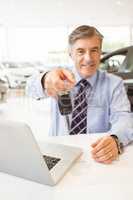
(25, 71, 48, 99)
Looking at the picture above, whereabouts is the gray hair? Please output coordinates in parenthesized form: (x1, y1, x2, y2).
(68, 25, 104, 46)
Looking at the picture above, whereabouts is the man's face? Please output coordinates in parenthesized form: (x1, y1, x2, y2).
(70, 35, 102, 78)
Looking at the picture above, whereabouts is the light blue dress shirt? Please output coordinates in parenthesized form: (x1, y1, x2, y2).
(26, 69, 133, 146)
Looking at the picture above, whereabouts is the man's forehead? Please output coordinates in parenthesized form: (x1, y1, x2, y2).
(71, 36, 102, 50)
(72, 43, 101, 51)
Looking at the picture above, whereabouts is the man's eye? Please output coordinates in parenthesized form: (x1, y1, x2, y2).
(77, 51, 84, 55)
(91, 49, 99, 53)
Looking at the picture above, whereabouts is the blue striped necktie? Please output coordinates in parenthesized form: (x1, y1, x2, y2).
(69, 79, 90, 135)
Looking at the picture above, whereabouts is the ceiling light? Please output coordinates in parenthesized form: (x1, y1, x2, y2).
(116, 0, 124, 6)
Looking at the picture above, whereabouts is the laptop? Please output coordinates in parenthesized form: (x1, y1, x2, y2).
(0, 120, 82, 186)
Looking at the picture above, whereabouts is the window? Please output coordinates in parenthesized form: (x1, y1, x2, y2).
(6, 27, 68, 65)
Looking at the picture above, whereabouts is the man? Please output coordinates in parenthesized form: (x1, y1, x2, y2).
(26, 25, 133, 164)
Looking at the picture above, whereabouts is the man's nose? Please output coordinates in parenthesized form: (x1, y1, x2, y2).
(84, 52, 92, 61)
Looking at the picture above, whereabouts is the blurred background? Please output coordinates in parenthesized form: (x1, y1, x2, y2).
(0, 0, 133, 140)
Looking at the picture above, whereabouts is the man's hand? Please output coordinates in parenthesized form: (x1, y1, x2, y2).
(43, 68, 75, 97)
(91, 136, 119, 164)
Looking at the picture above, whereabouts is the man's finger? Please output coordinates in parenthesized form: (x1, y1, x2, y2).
(91, 137, 111, 154)
(91, 138, 102, 148)
(62, 68, 76, 84)
(92, 143, 113, 158)
(45, 68, 75, 96)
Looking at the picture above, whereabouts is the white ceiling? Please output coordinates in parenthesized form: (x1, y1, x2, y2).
(0, 0, 133, 27)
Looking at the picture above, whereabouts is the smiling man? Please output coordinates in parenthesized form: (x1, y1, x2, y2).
(26, 25, 133, 164)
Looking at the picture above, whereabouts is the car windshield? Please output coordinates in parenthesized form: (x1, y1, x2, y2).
(100, 46, 133, 73)
(100, 55, 126, 72)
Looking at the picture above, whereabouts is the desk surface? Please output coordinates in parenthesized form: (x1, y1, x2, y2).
(0, 134, 133, 200)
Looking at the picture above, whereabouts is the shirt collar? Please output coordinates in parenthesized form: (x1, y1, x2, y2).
(71, 67, 98, 88)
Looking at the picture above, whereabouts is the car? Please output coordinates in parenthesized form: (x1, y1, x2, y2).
(1, 62, 38, 89)
(100, 46, 133, 111)
(1, 61, 52, 89)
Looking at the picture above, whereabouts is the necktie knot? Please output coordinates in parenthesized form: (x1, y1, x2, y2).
(78, 79, 89, 90)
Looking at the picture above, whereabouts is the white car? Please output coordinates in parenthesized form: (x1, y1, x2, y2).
(1, 62, 37, 89)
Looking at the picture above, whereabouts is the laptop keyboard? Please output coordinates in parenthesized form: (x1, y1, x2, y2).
(43, 155, 61, 170)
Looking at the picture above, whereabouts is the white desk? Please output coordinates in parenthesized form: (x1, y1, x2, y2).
(0, 134, 133, 200)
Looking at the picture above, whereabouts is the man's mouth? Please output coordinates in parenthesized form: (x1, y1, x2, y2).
(81, 64, 95, 68)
